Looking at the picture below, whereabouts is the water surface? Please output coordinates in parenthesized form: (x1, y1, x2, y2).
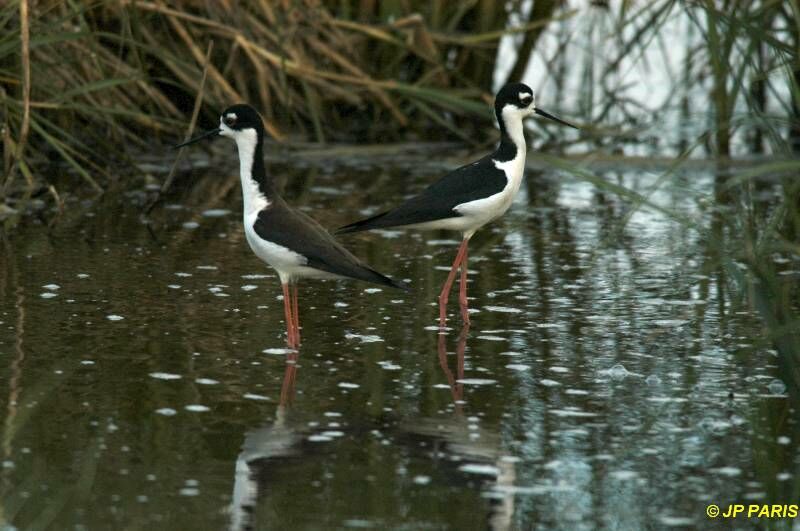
(0, 148, 797, 529)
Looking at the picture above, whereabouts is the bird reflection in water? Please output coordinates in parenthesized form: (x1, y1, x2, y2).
(438, 324, 469, 414)
(433, 325, 518, 531)
(229, 352, 299, 531)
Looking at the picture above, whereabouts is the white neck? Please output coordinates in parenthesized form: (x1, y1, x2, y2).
(501, 105, 527, 152)
(494, 105, 529, 198)
(233, 129, 269, 215)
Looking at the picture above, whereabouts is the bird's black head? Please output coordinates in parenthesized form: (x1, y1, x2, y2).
(219, 104, 265, 137)
(494, 82, 535, 119)
(493, 82, 578, 130)
(173, 103, 265, 149)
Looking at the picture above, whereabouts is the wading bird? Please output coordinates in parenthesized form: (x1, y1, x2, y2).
(337, 83, 577, 326)
(176, 104, 404, 348)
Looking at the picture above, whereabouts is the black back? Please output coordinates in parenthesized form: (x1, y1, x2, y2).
(253, 198, 407, 290)
(336, 155, 506, 234)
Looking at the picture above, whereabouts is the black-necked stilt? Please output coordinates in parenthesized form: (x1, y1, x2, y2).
(336, 83, 577, 326)
(176, 104, 405, 348)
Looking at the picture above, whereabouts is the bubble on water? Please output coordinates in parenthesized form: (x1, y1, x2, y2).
(565, 389, 589, 395)
(77, 273, 90, 279)
(321, 431, 344, 438)
(175, 272, 192, 277)
(777, 472, 791, 481)
(767, 379, 787, 395)
(652, 319, 687, 327)
(201, 209, 230, 217)
(262, 348, 295, 355)
(433, 384, 451, 389)
(80, 360, 95, 365)
(363, 288, 382, 294)
(476, 335, 505, 341)
(550, 408, 596, 418)
(242, 274, 270, 279)
(167, 284, 181, 289)
(645, 374, 662, 386)
(184, 404, 210, 412)
(505, 364, 529, 371)
(324, 412, 342, 417)
(338, 382, 360, 389)
(182, 221, 200, 230)
(777, 436, 791, 445)
(42, 284, 60, 290)
(334, 302, 349, 308)
(155, 408, 177, 416)
(458, 463, 499, 476)
(538, 379, 560, 387)
(711, 466, 741, 477)
(243, 393, 270, 401)
(106, 315, 124, 321)
(345, 333, 383, 343)
(149, 372, 181, 380)
(647, 397, 688, 403)
(610, 470, 638, 480)
(241, 285, 258, 291)
(196, 265, 218, 270)
(484, 306, 522, 313)
(377, 361, 402, 371)
(500, 351, 522, 357)
(308, 434, 333, 442)
(195, 378, 219, 385)
(549, 366, 570, 373)
(606, 364, 629, 380)
(40, 292, 57, 299)
(456, 378, 497, 386)
(413, 475, 431, 485)
(178, 487, 200, 496)
(658, 515, 695, 527)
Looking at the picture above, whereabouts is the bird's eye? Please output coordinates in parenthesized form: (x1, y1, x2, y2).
(520, 96, 532, 105)
(223, 115, 237, 127)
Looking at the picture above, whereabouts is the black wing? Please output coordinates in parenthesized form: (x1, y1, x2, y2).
(253, 201, 407, 290)
(336, 155, 506, 234)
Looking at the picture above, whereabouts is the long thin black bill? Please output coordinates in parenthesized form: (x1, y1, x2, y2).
(534, 108, 578, 129)
(173, 128, 221, 149)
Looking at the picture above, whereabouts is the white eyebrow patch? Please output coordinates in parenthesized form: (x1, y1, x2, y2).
(519, 92, 532, 100)
(226, 113, 237, 120)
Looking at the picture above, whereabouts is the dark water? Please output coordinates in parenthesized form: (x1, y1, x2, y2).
(1, 148, 797, 530)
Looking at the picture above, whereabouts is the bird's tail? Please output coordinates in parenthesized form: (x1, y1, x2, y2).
(335, 211, 390, 235)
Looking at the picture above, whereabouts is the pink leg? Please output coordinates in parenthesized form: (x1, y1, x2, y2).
(458, 244, 470, 324)
(439, 238, 470, 326)
(291, 284, 301, 346)
(281, 283, 296, 348)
